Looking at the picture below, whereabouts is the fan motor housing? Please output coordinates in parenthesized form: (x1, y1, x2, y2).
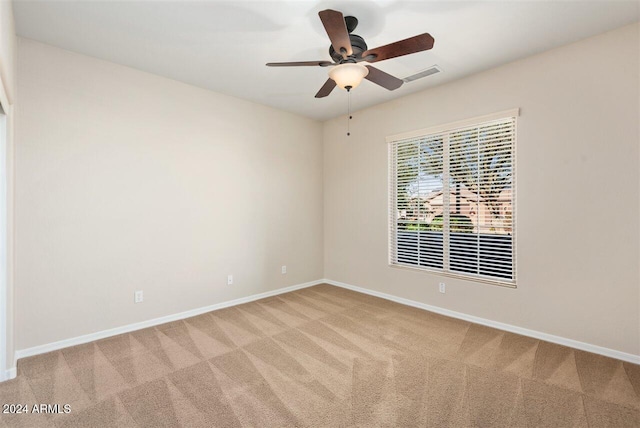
(329, 34, 368, 63)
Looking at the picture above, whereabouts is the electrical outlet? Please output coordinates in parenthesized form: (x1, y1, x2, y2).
(134, 290, 143, 303)
(281, 265, 287, 274)
(439, 283, 446, 294)
(227, 275, 233, 285)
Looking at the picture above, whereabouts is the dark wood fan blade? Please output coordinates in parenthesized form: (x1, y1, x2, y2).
(362, 33, 434, 63)
(318, 9, 353, 58)
(364, 66, 403, 90)
(266, 61, 333, 67)
(315, 78, 337, 98)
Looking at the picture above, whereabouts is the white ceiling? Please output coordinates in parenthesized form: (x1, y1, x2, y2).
(12, 0, 640, 121)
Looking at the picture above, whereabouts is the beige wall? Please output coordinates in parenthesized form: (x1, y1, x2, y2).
(15, 38, 323, 350)
(12, 22, 640, 358)
(323, 23, 640, 356)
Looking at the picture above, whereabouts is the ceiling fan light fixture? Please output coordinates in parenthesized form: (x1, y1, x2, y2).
(328, 63, 369, 90)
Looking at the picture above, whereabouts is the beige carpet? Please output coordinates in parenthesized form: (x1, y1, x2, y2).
(1, 284, 638, 427)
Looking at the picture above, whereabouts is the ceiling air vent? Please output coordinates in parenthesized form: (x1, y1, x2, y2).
(403, 65, 442, 83)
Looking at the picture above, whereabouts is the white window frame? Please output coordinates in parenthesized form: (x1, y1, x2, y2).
(387, 108, 519, 287)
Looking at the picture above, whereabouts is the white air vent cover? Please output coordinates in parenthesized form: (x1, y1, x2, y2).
(403, 65, 442, 83)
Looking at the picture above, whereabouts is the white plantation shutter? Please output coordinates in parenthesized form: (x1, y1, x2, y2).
(388, 111, 517, 285)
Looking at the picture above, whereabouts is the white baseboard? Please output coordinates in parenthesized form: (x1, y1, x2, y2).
(1, 367, 16, 382)
(13, 277, 640, 367)
(324, 279, 640, 365)
(14, 279, 324, 361)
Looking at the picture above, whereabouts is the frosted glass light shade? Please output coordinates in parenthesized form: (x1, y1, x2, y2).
(328, 63, 369, 90)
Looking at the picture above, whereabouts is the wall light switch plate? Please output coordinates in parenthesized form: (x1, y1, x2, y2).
(439, 283, 446, 293)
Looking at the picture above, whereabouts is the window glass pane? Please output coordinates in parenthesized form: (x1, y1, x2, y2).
(395, 136, 444, 269)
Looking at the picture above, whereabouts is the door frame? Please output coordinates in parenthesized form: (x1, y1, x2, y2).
(0, 74, 14, 381)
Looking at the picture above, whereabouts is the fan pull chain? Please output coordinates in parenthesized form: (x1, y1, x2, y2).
(347, 88, 352, 137)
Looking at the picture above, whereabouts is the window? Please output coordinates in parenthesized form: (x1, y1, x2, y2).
(388, 109, 517, 286)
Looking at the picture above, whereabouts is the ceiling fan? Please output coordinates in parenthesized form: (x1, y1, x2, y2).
(266, 9, 435, 98)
